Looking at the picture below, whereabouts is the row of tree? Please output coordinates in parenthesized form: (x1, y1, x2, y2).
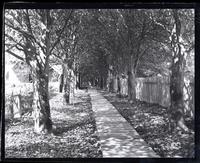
(5, 9, 194, 133)
(77, 9, 194, 132)
(5, 9, 76, 133)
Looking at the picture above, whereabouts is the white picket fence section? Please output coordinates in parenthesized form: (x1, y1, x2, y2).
(114, 76, 194, 116)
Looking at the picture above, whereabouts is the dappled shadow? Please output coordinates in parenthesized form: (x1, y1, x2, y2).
(5, 117, 33, 132)
(90, 90, 159, 157)
(52, 119, 95, 136)
(5, 141, 67, 158)
(104, 93, 168, 117)
(78, 96, 90, 101)
(100, 134, 159, 157)
(52, 106, 85, 114)
(5, 89, 102, 158)
(51, 90, 96, 136)
(73, 102, 86, 106)
(101, 90, 195, 158)
(6, 131, 102, 158)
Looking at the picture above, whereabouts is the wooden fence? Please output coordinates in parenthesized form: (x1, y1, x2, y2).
(135, 77, 171, 107)
(118, 76, 194, 114)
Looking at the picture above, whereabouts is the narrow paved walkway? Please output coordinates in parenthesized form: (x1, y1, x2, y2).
(89, 89, 160, 158)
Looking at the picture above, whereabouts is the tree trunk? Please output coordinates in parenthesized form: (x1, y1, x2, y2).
(63, 62, 70, 104)
(75, 71, 78, 90)
(126, 47, 137, 101)
(107, 68, 112, 92)
(21, 10, 53, 134)
(117, 75, 121, 95)
(127, 70, 136, 102)
(59, 74, 64, 92)
(92, 77, 95, 87)
(103, 76, 107, 90)
(170, 10, 189, 132)
(78, 72, 81, 88)
(100, 76, 103, 89)
(127, 59, 136, 103)
(32, 67, 52, 134)
(62, 60, 75, 104)
(69, 69, 75, 104)
(170, 56, 188, 132)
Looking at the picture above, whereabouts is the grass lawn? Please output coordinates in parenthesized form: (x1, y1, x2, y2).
(5, 84, 102, 158)
(101, 90, 194, 158)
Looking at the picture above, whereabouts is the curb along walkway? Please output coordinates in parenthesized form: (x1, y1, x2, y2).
(89, 89, 160, 158)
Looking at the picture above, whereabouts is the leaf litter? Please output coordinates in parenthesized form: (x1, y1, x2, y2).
(5, 86, 103, 158)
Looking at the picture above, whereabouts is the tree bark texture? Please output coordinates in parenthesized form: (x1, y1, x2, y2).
(127, 70, 136, 102)
(62, 62, 76, 104)
(32, 10, 53, 134)
(63, 63, 70, 103)
(32, 65, 52, 134)
(69, 69, 75, 104)
(100, 76, 104, 89)
(59, 74, 64, 92)
(127, 55, 136, 102)
(117, 76, 121, 94)
(170, 10, 189, 132)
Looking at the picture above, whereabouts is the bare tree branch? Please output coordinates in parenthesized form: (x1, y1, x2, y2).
(5, 22, 33, 39)
(24, 9, 46, 54)
(6, 50, 25, 61)
(5, 33, 25, 48)
(5, 43, 16, 51)
(49, 10, 73, 55)
(25, 9, 34, 36)
(15, 45, 24, 51)
(5, 22, 46, 55)
(52, 52, 63, 60)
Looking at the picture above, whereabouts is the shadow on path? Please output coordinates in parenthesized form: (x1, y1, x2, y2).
(89, 89, 160, 158)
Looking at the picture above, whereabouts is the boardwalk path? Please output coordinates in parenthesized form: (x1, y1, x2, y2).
(89, 89, 160, 158)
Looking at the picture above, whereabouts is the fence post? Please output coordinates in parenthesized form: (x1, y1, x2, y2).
(12, 93, 21, 119)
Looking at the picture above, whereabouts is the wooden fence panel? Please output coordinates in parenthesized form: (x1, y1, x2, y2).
(119, 76, 193, 114)
(136, 77, 171, 107)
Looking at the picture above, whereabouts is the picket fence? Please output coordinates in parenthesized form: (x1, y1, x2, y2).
(113, 76, 194, 111)
(135, 77, 171, 107)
